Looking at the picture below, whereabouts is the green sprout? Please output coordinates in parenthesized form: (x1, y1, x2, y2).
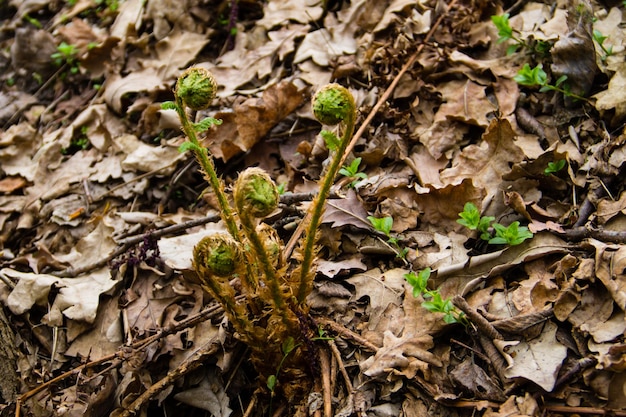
(489, 221, 534, 246)
(491, 14, 551, 56)
(367, 215, 408, 259)
(404, 268, 468, 325)
(404, 267, 430, 298)
(51, 42, 80, 74)
(23, 13, 42, 28)
(514, 64, 587, 102)
(491, 13, 524, 55)
(457, 202, 494, 241)
(338, 157, 367, 188)
(457, 202, 533, 246)
(592, 29, 613, 61)
(368, 215, 393, 237)
(544, 159, 566, 175)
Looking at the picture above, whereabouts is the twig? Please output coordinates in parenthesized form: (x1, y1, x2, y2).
(317, 317, 379, 352)
(556, 226, 626, 244)
(543, 405, 626, 416)
(452, 296, 502, 341)
(119, 344, 219, 417)
(327, 339, 357, 413)
(283, 0, 459, 257)
(319, 347, 332, 417)
(16, 302, 226, 417)
(339, 0, 459, 167)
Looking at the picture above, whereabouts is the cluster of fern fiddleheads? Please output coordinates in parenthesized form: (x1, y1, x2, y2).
(166, 68, 357, 403)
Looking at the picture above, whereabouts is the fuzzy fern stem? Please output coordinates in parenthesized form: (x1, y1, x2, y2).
(173, 95, 240, 240)
(296, 85, 356, 304)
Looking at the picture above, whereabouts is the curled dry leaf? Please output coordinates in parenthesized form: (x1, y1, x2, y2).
(203, 81, 304, 161)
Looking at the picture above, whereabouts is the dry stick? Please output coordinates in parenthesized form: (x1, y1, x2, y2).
(52, 190, 324, 278)
(338, 0, 458, 168)
(119, 344, 219, 417)
(327, 339, 355, 411)
(543, 405, 626, 416)
(319, 347, 333, 417)
(15, 302, 226, 417)
(452, 296, 512, 387)
(284, 0, 458, 258)
(317, 317, 379, 352)
(241, 391, 259, 417)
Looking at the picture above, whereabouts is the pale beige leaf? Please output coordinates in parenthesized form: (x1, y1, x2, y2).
(503, 321, 567, 391)
(4, 267, 118, 324)
(153, 30, 209, 80)
(104, 70, 167, 114)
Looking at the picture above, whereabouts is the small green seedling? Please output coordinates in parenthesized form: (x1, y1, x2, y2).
(458, 202, 533, 246)
(491, 13, 523, 55)
(514, 64, 587, 102)
(52, 42, 80, 74)
(404, 268, 468, 325)
(338, 157, 367, 188)
(491, 14, 551, 57)
(368, 215, 393, 237)
(457, 202, 494, 241)
(367, 215, 408, 259)
(489, 221, 534, 246)
(593, 29, 613, 61)
(404, 267, 430, 298)
(544, 159, 566, 175)
(23, 13, 42, 28)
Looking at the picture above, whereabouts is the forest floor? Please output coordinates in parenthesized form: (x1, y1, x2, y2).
(1, 0, 626, 416)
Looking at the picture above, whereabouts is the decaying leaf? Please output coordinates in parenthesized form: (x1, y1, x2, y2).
(204, 81, 303, 161)
(5, 267, 118, 324)
(440, 118, 525, 202)
(503, 320, 567, 391)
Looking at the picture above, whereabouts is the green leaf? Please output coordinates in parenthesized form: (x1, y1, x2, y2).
(368, 215, 393, 236)
(513, 64, 548, 87)
(544, 159, 566, 174)
(282, 336, 296, 355)
(193, 117, 222, 133)
(321, 130, 340, 152)
(554, 75, 568, 88)
(457, 202, 481, 230)
(161, 101, 177, 110)
(593, 29, 608, 45)
(178, 141, 204, 153)
(405, 268, 431, 297)
(267, 374, 277, 391)
(339, 157, 362, 177)
(506, 44, 520, 56)
(491, 14, 513, 42)
(488, 221, 533, 246)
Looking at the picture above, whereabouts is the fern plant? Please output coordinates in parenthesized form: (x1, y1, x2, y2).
(164, 69, 358, 405)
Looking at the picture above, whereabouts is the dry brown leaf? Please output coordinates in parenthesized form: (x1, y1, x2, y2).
(150, 30, 209, 80)
(597, 190, 626, 224)
(323, 189, 371, 229)
(593, 241, 626, 311)
(440, 118, 525, 201)
(5, 267, 118, 324)
(503, 321, 567, 391)
(413, 178, 485, 232)
(256, 0, 323, 29)
(359, 279, 444, 378)
(104, 70, 167, 114)
(109, 0, 144, 39)
(204, 81, 303, 161)
(173, 373, 232, 416)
